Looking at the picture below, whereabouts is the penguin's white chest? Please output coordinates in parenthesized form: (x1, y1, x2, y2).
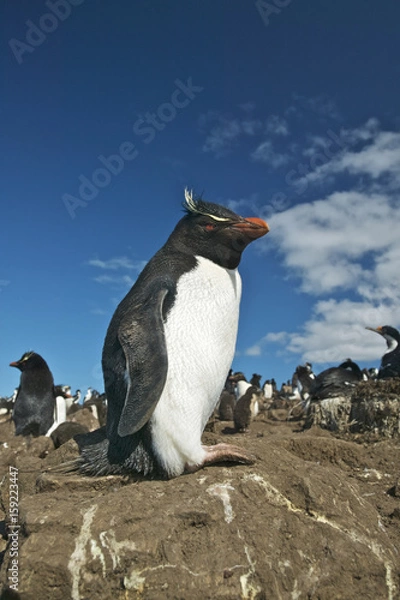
(151, 256, 242, 475)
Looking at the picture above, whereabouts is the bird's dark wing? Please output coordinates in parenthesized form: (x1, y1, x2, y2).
(117, 286, 170, 437)
(311, 368, 361, 399)
(379, 358, 400, 379)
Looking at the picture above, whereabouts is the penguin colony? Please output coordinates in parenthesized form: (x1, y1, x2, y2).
(2, 190, 400, 478)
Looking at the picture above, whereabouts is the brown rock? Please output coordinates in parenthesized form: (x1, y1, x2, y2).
(0, 416, 399, 599)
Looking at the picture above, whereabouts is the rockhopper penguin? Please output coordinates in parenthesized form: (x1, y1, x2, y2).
(233, 385, 261, 432)
(10, 351, 56, 437)
(77, 189, 269, 478)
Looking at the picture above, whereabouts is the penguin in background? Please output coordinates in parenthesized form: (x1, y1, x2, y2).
(218, 390, 236, 421)
(262, 379, 273, 399)
(66, 389, 82, 416)
(366, 325, 400, 379)
(0, 389, 17, 420)
(230, 372, 252, 401)
(10, 351, 56, 437)
(309, 358, 363, 401)
(250, 373, 262, 387)
(233, 385, 261, 432)
(76, 189, 269, 478)
(291, 362, 315, 402)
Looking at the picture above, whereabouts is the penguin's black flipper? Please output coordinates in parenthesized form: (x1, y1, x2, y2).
(117, 286, 170, 437)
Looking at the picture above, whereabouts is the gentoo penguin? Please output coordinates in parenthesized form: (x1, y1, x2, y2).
(10, 351, 56, 436)
(77, 189, 269, 478)
(366, 325, 400, 379)
(233, 385, 260, 432)
(309, 358, 363, 400)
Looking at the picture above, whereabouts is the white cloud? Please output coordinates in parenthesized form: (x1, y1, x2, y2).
(249, 119, 400, 367)
(238, 101, 256, 113)
(251, 140, 290, 168)
(200, 112, 264, 158)
(268, 189, 400, 296)
(202, 119, 242, 157)
(199, 109, 292, 159)
(90, 308, 108, 316)
(264, 332, 289, 343)
(296, 122, 400, 189)
(87, 256, 146, 290)
(87, 257, 146, 271)
(200, 112, 290, 163)
(226, 193, 260, 216)
(93, 274, 136, 287)
(0, 280, 10, 287)
(245, 345, 262, 356)
(290, 93, 341, 121)
(244, 332, 289, 357)
(265, 115, 289, 136)
(286, 299, 400, 364)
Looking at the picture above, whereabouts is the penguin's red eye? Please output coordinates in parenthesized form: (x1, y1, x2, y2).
(205, 223, 216, 231)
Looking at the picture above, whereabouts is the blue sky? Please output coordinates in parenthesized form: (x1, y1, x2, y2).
(1, 0, 400, 396)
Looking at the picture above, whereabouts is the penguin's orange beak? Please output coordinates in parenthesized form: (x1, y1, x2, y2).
(232, 217, 269, 239)
(365, 326, 383, 335)
(9, 361, 19, 368)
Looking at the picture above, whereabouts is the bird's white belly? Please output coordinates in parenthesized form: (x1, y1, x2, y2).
(151, 256, 242, 476)
(236, 380, 252, 401)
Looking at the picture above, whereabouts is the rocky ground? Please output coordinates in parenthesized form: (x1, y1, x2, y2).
(0, 395, 399, 600)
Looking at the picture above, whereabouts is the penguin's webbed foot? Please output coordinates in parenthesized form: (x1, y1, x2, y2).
(185, 443, 255, 473)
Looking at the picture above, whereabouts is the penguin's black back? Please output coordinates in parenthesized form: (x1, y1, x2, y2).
(310, 360, 362, 400)
(101, 245, 195, 467)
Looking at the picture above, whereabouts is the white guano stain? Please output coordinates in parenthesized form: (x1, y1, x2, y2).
(237, 529, 263, 599)
(207, 482, 235, 523)
(68, 504, 98, 600)
(243, 473, 398, 600)
(124, 563, 205, 591)
(99, 529, 137, 570)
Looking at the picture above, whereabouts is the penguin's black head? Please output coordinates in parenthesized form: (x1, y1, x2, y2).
(10, 351, 49, 372)
(366, 325, 400, 347)
(170, 189, 269, 269)
(54, 385, 73, 398)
